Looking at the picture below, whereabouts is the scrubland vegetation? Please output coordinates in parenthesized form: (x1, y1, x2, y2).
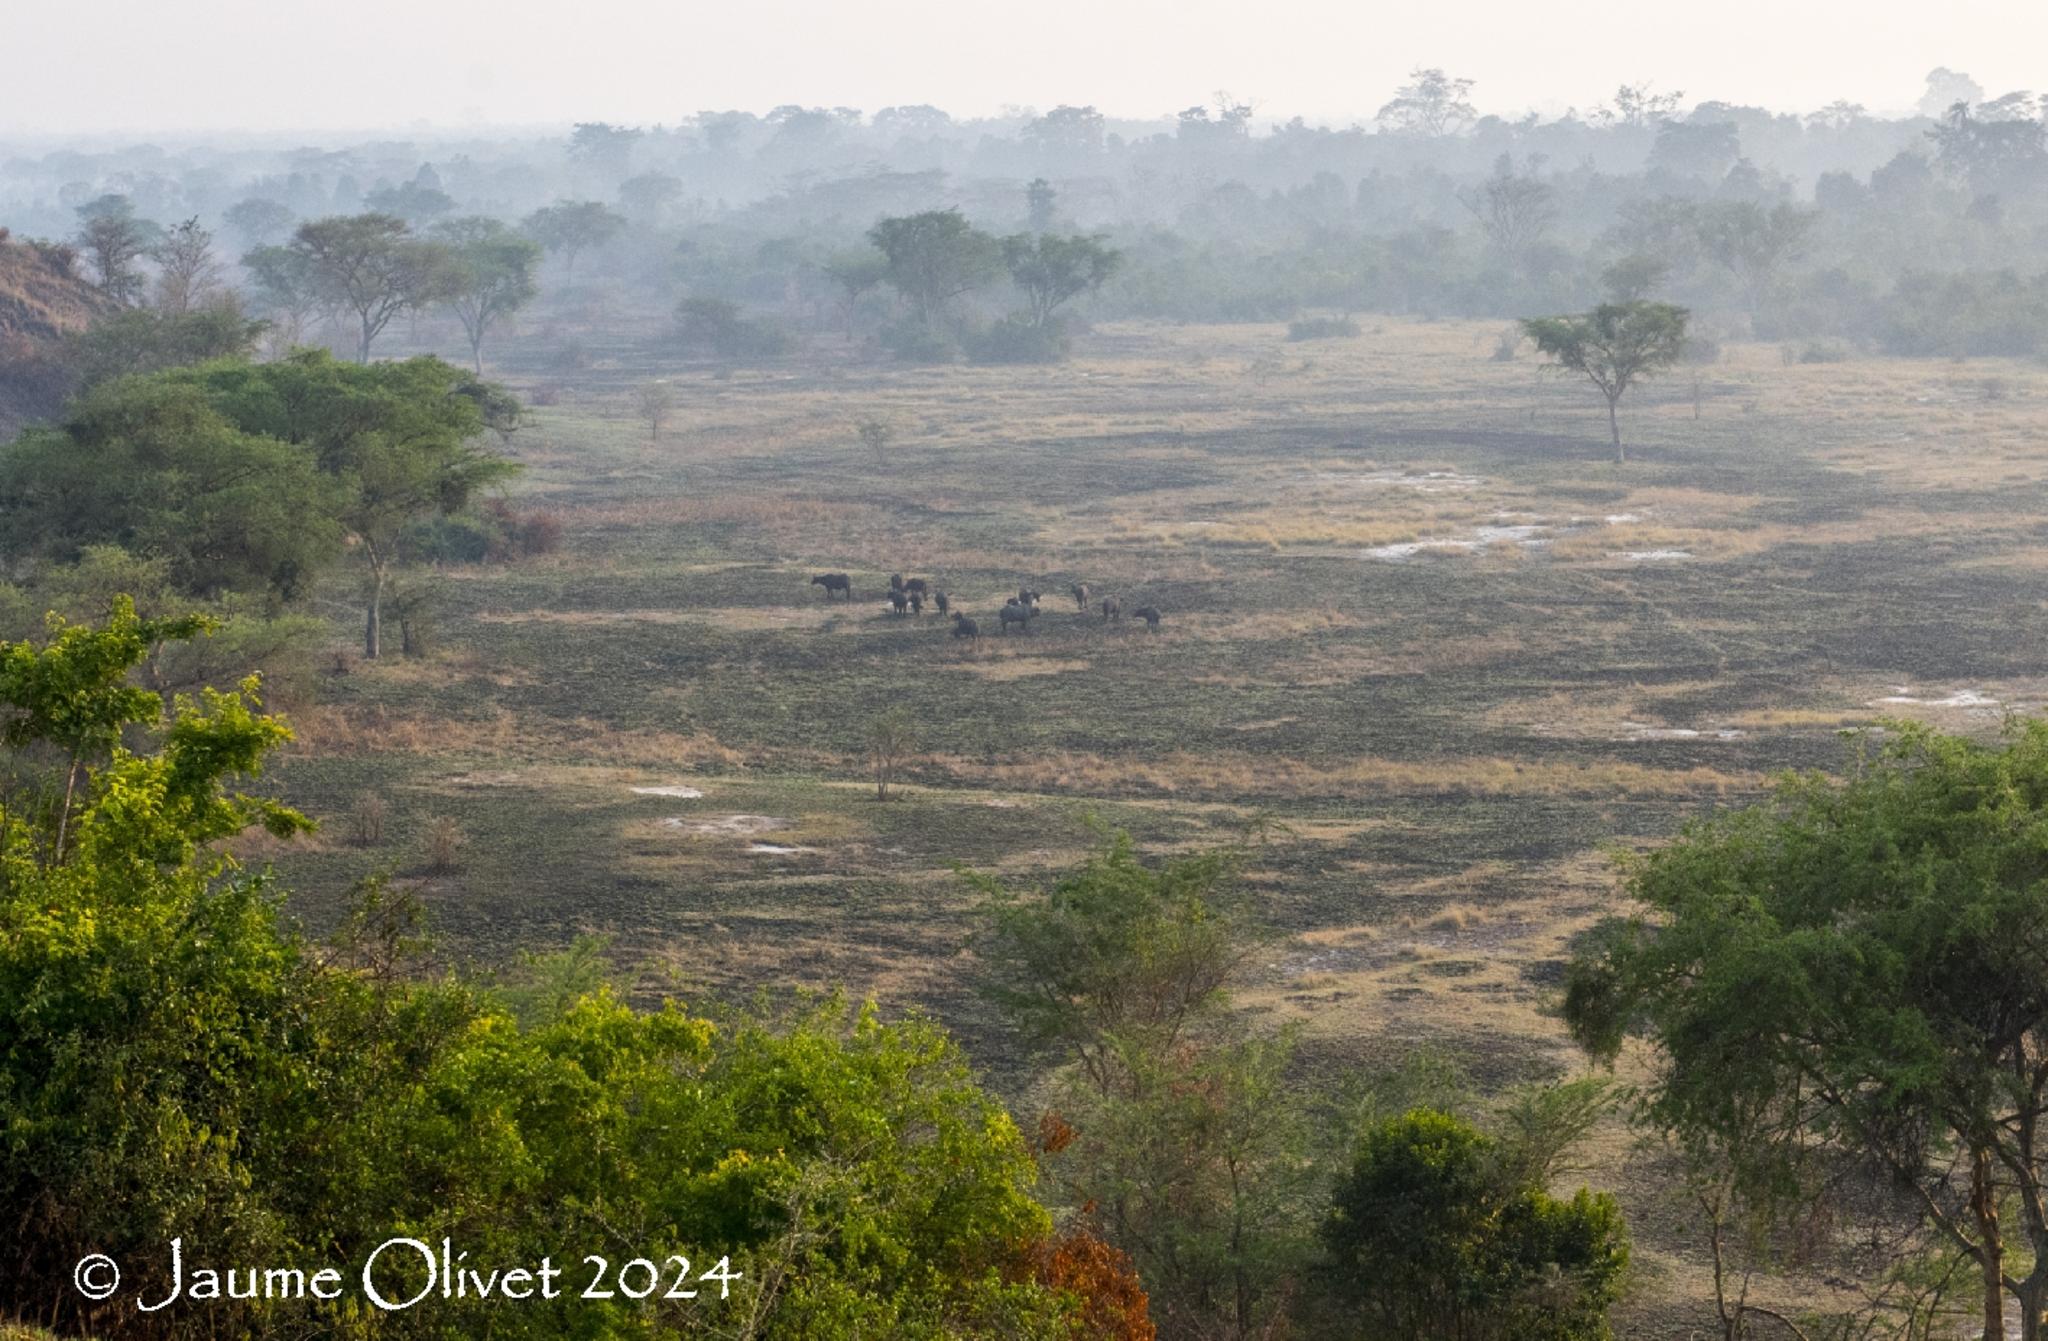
(7, 61, 2048, 1340)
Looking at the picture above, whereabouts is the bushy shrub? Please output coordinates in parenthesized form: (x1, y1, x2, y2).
(1322, 1109, 1629, 1340)
(399, 501, 562, 565)
(969, 314, 1071, 364)
(879, 315, 963, 363)
(1286, 315, 1361, 341)
(675, 295, 792, 358)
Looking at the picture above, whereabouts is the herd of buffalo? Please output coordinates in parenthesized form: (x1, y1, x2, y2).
(809, 573, 1161, 641)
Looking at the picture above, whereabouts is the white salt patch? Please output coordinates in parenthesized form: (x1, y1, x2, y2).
(665, 814, 787, 836)
(1364, 521, 1548, 562)
(1621, 724, 1746, 741)
(746, 843, 816, 855)
(632, 785, 704, 799)
(1614, 550, 1692, 561)
(1875, 689, 2000, 708)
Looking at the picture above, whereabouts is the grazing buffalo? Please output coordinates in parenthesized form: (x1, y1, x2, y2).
(903, 577, 930, 599)
(1100, 596, 1121, 621)
(1017, 587, 1042, 607)
(1133, 605, 1161, 628)
(811, 573, 854, 600)
(1070, 582, 1090, 610)
(909, 591, 924, 614)
(889, 590, 911, 615)
(999, 601, 1038, 634)
(951, 613, 980, 641)
(889, 572, 906, 591)
(933, 590, 950, 615)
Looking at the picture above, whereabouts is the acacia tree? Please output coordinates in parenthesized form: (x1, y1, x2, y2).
(521, 200, 625, 281)
(637, 380, 675, 442)
(73, 195, 154, 305)
(149, 217, 223, 314)
(1565, 721, 2048, 1341)
(433, 216, 541, 372)
(1001, 232, 1122, 328)
(166, 351, 519, 657)
(1377, 68, 1478, 136)
(867, 210, 1002, 326)
(1522, 301, 1689, 462)
(287, 214, 456, 362)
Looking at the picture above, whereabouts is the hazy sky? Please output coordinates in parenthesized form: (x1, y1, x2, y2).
(7, 0, 2044, 137)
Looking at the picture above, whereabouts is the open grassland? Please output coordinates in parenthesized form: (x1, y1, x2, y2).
(260, 319, 2048, 1335)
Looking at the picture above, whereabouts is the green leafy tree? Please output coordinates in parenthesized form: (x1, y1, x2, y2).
(63, 303, 266, 389)
(433, 216, 542, 372)
(239, 242, 323, 348)
(1521, 301, 1690, 463)
(1001, 232, 1123, 328)
(973, 830, 1261, 1091)
(166, 351, 519, 657)
(867, 209, 1002, 326)
(1564, 720, 2048, 1341)
(1322, 1109, 1629, 1341)
(975, 832, 1308, 1338)
(521, 200, 626, 281)
(284, 213, 458, 362)
(0, 377, 341, 602)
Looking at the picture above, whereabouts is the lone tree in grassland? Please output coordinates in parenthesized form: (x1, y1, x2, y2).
(855, 416, 893, 465)
(1522, 301, 1689, 463)
(867, 709, 916, 800)
(638, 380, 675, 442)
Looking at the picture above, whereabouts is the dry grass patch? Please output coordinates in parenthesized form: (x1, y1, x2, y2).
(947, 655, 1092, 681)
(939, 749, 1758, 801)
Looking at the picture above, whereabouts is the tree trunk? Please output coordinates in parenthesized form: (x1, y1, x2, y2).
(1607, 395, 1625, 464)
(358, 311, 374, 364)
(364, 564, 386, 659)
(1974, 1147, 2007, 1341)
(471, 330, 484, 375)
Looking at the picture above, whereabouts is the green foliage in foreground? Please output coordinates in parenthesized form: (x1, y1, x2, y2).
(1566, 720, 2048, 1340)
(1322, 1110, 1629, 1341)
(0, 607, 1078, 1340)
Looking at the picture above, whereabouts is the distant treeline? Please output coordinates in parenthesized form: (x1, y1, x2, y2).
(5, 72, 2048, 370)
